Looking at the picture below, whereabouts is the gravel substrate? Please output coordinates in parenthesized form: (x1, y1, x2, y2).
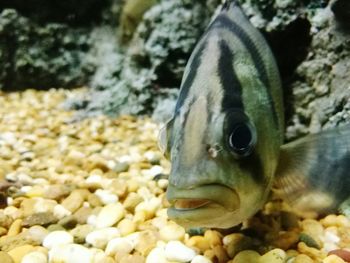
(0, 88, 350, 263)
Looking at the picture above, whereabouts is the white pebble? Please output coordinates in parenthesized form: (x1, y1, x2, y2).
(324, 230, 340, 244)
(21, 251, 47, 263)
(146, 247, 168, 263)
(86, 227, 120, 249)
(96, 203, 125, 228)
(34, 198, 57, 213)
(165, 241, 197, 262)
(53, 204, 72, 219)
(90, 248, 110, 263)
(191, 255, 212, 263)
(43, 231, 74, 249)
(49, 244, 92, 263)
(105, 237, 134, 256)
(94, 189, 118, 205)
(86, 174, 103, 186)
(87, 214, 97, 226)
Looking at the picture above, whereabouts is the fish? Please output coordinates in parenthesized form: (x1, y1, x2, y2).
(158, 0, 350, 229)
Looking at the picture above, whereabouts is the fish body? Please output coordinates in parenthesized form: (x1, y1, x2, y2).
(159, 0, 350, 229)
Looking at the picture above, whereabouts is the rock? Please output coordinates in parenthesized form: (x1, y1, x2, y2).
(294, 254, 314, 263)
(0, 227, 7, 236)
(146, 247, 167, 263)
(123, 193, 143, 212)
(7, 219, 22, 236)
(191, 255, 212, 263)
(61, 190, 86, 213)
(53, 204, 72, 219)
(42, 231, 74, 249)
(0, 213, 14, 228)
(117, 218, 136, 236)
(232, 250, 261, 263)
(47, 224, 65, 232)
(94, 189, 118, 205)
(187, 236, 210, 253)
(134, 230, 158, 256)
(165, 241, 197, 262)
(0, 251, 14, 263)
(22, 212, 58, 227)
(70, 224, 95, 244)
(58, 215, 78, 229)
(119, 254, 145, 263)
(87, 194, 103, 208)
(159, 222, 185, 241)
(259, 249, 286, 263)
(21, 251, 47, 263)
(105, 237, 134, 256)
(85, 227, 120, 249)
(95, 203, 125, 228)
(48, 244, 93, 263)
(25, 226, 49, 244)
(44, 185, 72, 200)
(73, 206, 93, 225)
(328, 249, 350, 262)
(223, 233, 254, 258)
(113, 162, 130, 173)
(7, 245, 36, 263)
(323, 254, 347, 263)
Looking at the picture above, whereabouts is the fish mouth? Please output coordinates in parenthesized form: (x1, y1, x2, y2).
(166, 184, 240, 227)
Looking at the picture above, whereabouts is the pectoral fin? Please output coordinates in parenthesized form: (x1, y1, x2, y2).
(273, 124, 350, 214)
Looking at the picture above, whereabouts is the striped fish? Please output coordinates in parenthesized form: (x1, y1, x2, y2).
(159, 0, 350, 228)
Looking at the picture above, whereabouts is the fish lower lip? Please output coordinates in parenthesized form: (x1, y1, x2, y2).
(174, 199, 212, 210)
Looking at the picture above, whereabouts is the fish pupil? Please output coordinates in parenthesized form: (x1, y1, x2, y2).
(229, 124, 253, 155)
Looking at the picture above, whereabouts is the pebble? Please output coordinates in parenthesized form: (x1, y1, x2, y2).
(159, 222, 186, 241)
(22, 212, 58, 227)
(259, 248, 286, 263)
(58, 215, 78, 229)
(43, 230, 74, 249)
(48, 244, 92, 263)
(61, 190, 86, 213)
(26, 225, 49, 244)
(70, 224, 95, 244)
(53, 204, 72, 219)
(323, 254, 347, 263)
(21, 251, 47, 263)
(105, 237, 134, 256)
(8, 245, 36, 263)
(294, 254, 314, 263)
(95, 203, 125, 228)
(0, 251, 14, 263)
(191, 255, 212, 263)
(7, 219, 22, 236)
(165, 241, 197, 262)
(85, 227, 120, 249)
(94, 189, 119, 205)
(146, 247, 168, 263)
(117, 218, 136, 236)
(232, 250, 261, 263)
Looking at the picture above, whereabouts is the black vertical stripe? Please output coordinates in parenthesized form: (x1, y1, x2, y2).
(218, 40, 244, 111)
(212, 15, 279, 127)
(175, 41, 207, 114)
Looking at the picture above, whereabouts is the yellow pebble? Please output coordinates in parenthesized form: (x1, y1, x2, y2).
(7, 219, 22, 237)
(323, 255, 346, 263)
(118, 218, 136, 236)
(232, 250, 261, 263)
(294, 254, 314, 263)
(159, 222, 185, 242)
(259, 248, 286, 263)
(204, 230, 222, 248)
(187, 236, 210, 253)
(8, 245, 36, 263)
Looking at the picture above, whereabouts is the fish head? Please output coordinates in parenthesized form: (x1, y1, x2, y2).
(158, 1, 284, 229)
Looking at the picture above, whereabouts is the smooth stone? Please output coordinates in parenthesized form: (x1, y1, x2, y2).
(8, 245, 35, 263)
(48, 244, 93, 263)
(42, 231, 74, 249)
(159, 222, 185, 241)
(232, 250, 261, 263)
(117, 218, 136, 236)
(259, 248, 286, 263)
(191, 255, 212, 263)
(58, 215, 78, 229)
(0, 213, 13, 228)
(105, 237, 134, 256)
(146, 247, 167, 263)
(165, 241, 197, 262)
(61, 190, 86, 213)
(47, 224, 65, 232)
(0, 251, 14, 263)
(7, 219, 22, 236)
(134, 230, 158, 256)
(85, 227, 120, 249)
(70, 224, 95, 244)
(95, 203, 125, 228)
(21, 251, 47, 263)
(0, 226, 7, 236)
(87, 194, 103, 208)
(43, 184, 72, 200)
(74, 206, 93, 225)
(53, 204, 72, 219)
(26, 225, 49, 244)
(22, 212, 58, 227)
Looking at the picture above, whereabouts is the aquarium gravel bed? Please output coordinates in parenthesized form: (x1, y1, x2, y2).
(0, 89, 350, 263)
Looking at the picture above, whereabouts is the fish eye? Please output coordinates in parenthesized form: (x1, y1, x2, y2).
(224, 110, 256, 157)
(228, 122, 255, 156)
